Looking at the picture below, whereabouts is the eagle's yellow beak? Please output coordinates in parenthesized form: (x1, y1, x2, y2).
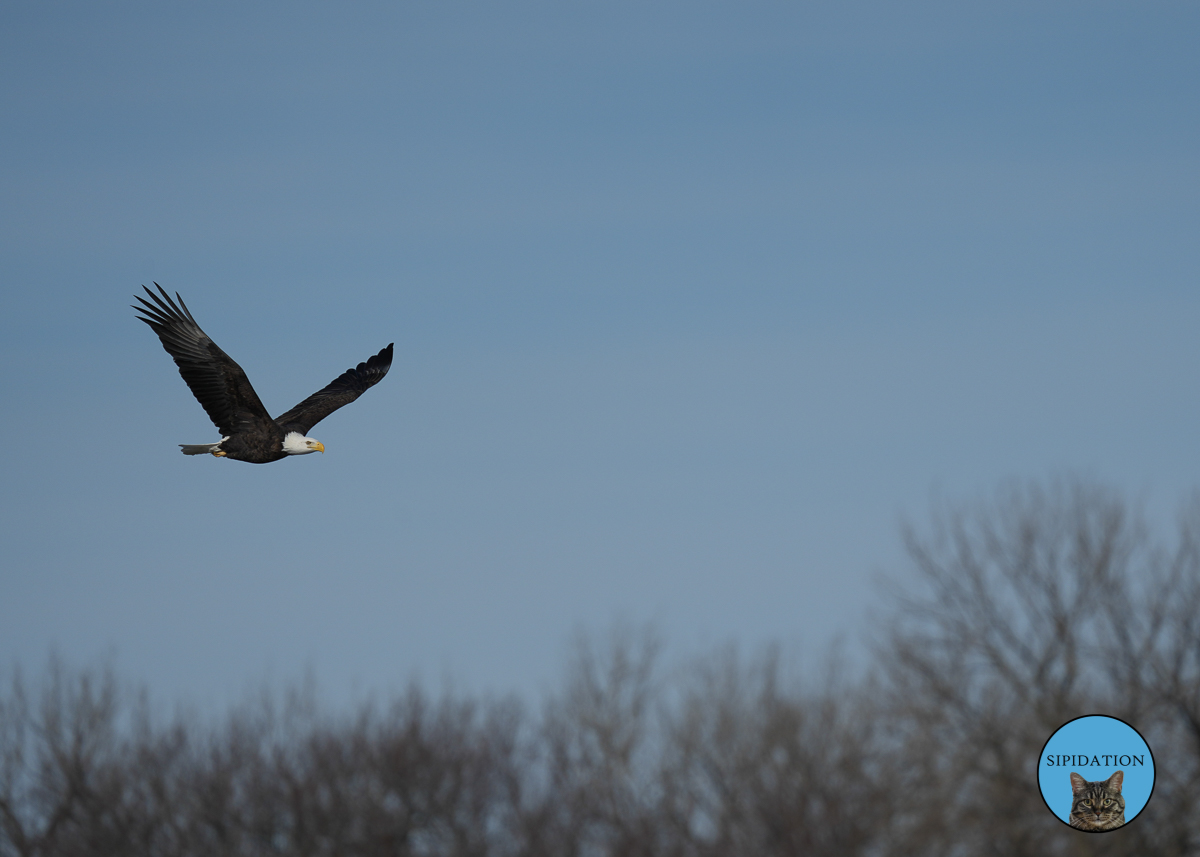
(314, 441, 325, 453)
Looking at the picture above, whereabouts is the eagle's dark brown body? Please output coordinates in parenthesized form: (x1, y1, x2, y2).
(216, 429, 291, 464)
(134, 285, 392, 463)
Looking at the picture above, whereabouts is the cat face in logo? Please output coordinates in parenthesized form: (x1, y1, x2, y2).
(1068, 770, 1125, 831)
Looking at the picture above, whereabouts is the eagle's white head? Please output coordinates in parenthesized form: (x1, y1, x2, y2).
(282, 431, 325, 455)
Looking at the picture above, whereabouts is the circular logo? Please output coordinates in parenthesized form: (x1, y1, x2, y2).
(1037, 714, 1155, 831)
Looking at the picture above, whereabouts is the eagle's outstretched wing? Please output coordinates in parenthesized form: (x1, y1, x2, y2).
(273, 343, 394, 435)
(133, 284, 275, 437)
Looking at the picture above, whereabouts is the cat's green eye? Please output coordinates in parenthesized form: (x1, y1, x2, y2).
(1103, 799, 1112, 806)
(1082, 800, 1091, 806)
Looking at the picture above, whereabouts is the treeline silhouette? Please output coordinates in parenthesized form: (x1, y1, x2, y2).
(3, 480, 1200, 856)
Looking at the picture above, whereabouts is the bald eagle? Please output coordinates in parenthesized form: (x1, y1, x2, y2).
(134, 284, 393, 464)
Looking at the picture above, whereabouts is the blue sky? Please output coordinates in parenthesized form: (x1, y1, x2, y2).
(1, 2, 1198, 706)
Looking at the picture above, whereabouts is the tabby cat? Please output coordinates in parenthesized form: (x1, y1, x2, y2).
(1068, 770, 1125, 831)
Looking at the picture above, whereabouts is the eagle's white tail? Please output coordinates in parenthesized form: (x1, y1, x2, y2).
(180, 442, 223, 455)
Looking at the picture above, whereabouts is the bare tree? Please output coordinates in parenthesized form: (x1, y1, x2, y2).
(660, 645, 887, 857)
(531, 625, 667, 857)
(4, 479, 1200, 856)
(881, 480, 1200, 856)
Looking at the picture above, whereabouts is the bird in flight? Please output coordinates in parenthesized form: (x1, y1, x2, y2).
(134, 284, 393, 464)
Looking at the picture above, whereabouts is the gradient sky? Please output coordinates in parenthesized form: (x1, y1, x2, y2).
(2, 2, 1198, 708)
